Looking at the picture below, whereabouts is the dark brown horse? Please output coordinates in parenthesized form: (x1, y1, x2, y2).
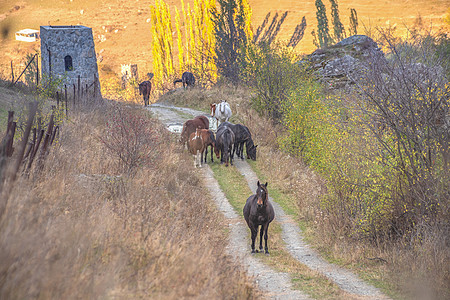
(215, 125, 235, 167)
(243, 181, 274, 254)
(139, 81, 152, 106)
(180, 115, 210, 148)
(174, 71, 196, 89)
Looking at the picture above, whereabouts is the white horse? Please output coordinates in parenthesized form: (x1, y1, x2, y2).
(210, 101, 232, 129)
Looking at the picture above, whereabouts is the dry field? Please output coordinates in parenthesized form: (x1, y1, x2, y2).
(0, 0, 448, 82)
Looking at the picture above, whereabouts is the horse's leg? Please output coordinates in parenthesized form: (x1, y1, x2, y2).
(236, 142, 241, 159)
(250, 225, 257, 254)
(264, 223, 270, 255)
(229, 145, 233, 166)
(259, 224, 264, 253)
(200, 149, 203, 166)
(210, 145, 214, 162)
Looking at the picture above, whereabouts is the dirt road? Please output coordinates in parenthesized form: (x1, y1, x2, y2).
(148, 102, 389, 299)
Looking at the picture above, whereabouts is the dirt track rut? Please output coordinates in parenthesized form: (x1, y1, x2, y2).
(148, 102, 390, 300)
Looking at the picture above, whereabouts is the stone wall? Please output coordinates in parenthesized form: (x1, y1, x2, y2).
(40, 25, 99, 89)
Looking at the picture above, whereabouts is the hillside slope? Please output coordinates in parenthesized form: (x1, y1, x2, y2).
(0, 0, 448, 80)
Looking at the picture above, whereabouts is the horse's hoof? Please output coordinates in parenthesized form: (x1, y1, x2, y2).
(265, 251, 270, 256)
(251, 250, 256, 254)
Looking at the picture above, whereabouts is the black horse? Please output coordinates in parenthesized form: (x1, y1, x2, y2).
(138, 80, 152, 106)
(174, 71, 195, 89)
(243, 181, 274, 254)
(215, 125, 235, 167)
(218, 122, 257, 161)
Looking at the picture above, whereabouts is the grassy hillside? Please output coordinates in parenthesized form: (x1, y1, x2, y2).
(0, 0, 448, 82)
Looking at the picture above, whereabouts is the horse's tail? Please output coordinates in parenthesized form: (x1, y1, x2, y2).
(173, 79, 182, 86)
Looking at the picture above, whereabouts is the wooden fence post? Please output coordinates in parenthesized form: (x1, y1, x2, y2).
(77, 75, 81, 104)
(36, 114, 54, 171)
(36, 56, 39, 87)
(6, 111, 15, 157)
(6, 122, 16, 157)
(65, 85, 68, 117)
(5, 102, 37, 188)
(27, 129, 43, 171)
(73, 83, 76, 107)
(94, 74, 97, 99)
(10, 61, 14, 84)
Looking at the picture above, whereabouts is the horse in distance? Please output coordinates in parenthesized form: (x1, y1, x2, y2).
(215, 125, 235, 167)
(138, 80, 152, 106)
(174, 71, 196, 89)
(210, 101, 232, 128)
(243, 181, 274, 254)
(180, 115, 210, 148)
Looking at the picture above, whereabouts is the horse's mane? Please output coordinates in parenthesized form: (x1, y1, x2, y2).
(220, 101, 226, 114)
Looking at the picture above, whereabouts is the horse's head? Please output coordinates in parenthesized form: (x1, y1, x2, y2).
(213, 142, 220, 159)
(247, 144, 257, 161)
(180, 123, 188, 144)
(256, 181, 268, 208)
(210, 103, 216, 117)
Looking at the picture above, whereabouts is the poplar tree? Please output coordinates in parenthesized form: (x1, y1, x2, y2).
(314, 0, 330, 48)
(150, 0, 174, 87)
(330, 0, 345, 42)
(349, 8, 358, 36)
(175, 7, 184, 71)
(211, 0, 253, 84)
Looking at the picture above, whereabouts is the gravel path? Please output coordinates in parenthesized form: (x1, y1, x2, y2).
(148, 103, 390, 300)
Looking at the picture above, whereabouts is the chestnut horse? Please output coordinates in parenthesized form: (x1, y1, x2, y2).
(243, 181, 274, 254)
(180, 115, 210, 148)
(187, 128, 205, 168)
(187, 128, 217, 167)
(200, 129, 219, 163)
(138, 80, 152, 106)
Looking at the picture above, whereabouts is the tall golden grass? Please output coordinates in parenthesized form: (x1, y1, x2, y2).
(0, 103, 258, 299)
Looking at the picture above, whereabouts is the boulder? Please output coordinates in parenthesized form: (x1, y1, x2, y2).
(301, 35, 384, 89)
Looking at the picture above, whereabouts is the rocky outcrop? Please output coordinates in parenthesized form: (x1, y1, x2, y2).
(302, 35, 384, 89)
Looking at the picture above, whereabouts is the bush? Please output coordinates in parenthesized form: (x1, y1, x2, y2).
(244, 42, 302, 120)
(98, 104, 163, 175)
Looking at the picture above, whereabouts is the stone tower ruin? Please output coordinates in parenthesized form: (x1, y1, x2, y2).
(40, 25, 101, 97)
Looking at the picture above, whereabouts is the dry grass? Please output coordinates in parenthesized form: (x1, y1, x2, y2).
(0, 102, 258, 299)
